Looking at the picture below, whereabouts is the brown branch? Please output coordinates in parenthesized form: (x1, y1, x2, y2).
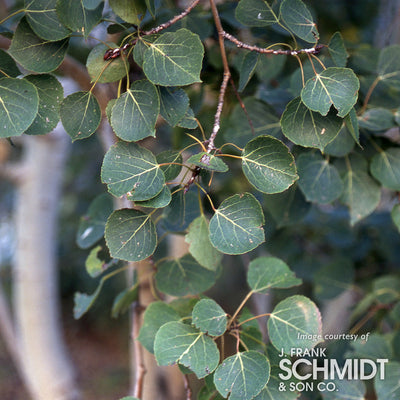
(222, 31, 324, 56)
(133, 302, 146, 399)
(144, 0, 201, 35)
(183, 374, 192, 400)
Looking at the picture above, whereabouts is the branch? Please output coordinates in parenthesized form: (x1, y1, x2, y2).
(222, 31, 324, 56)
(132, 302, 146, 399)
(184, 374, 192, 400)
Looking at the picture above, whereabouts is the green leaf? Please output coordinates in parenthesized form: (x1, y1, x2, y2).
(0, 77, 39, 138)
(214, 351, 270, 400)
(111, 284, 139, 318)
(76, 193, 113, 249)
(322, 379, 365, 400)
(314, 258, 355, 301)
(280, 97, 342, 151)
(391, 204, 400, 232)
(324, 126, 355, 157)
(56, 0, 104, 38)
(143, 28, 204, 86)
(74, 280, 104, 319)
(133, 35, 159, 68)
(159, 86, 189, 126)
(101, 141, 165, 200)
(328, 32, 348, 67)
(86, 43, 129, 83)
(235, 0, 279, 27)
(110, 80, 159, 141)
(254, 368, 300, 400)
(24, 74, 63, 135)
(119, 397, 140, 400)
(133, 186, 171, 209)
(105, 208, 157, 261)
(185, 215, 223, 271)
(344, 108, 360, 144)
(192, 299, 227, 337)
(280, 0, 319, 43)
(154, 321, 220, 378)
(138, 301, 181, 354)
(25, 0, 71, 41)
(370, 148, 400, 190)
(156, 150, 183, 181)
(301, 67, 359, 117)
(256, 53, 286, 82)
(162, 189, 200, 232)
(85, 246, 106, 278)
(155, 254, 217, 296)
(348, 333, 392, 360)
(242, 136, 298, 194)
(377, 45, 400, 89)
(226, 97, 280, 148)
(238, 51, 259, 92)
(9, 17, 69, 73)
(60, 91, 101, 141)
(297, 152, 343, 204)
(177, 107, 198, 129)
(109, 0, 146, 25)
(359, 108, 395, 132)
(209, 193, 265, 255)
(83, 0, 103, 9)
(373, 275, 400, 304)
(339, 156, 381, 225)
(247, 256, 302, 294)
(264, 184, 311, 227)
(187, 152, 228, 173)
(268, 295, 322, 354)
(375, 363, 400, 400)
(0, 50, 21, 78)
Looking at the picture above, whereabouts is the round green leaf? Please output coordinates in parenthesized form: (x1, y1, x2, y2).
(377, 45, 400, 89)
(155, 254, 217, 296)
(391, 204, 400, 232)
(154, 321, 220, 378)
(56, 0, 104, 38)
(24, 74, 64, 135)
(159, 86, 189, 126)
(297, 152, 343, 204)
(76, 193, 113, 249)
(109, 0, 146, 25)
(192, 299, 227, 337)
(280, 0, 319, 43)
(314, 258, 355, 301)
(370, 148, 400, 190)
(177, 107, 198, 129)
(74, 279, 104, 319)
(226, 97, 280, 148)
(242, 135, 298, 194)
(281, 97, 343, 151)
(0, 77, 39, 138)
(328, 31, 348, 67)
(133, 186, 171, 209)
(235, 0, 279, 27)
(143, 28, 204, 86)
(359, 108, 395, 132)
(238, 51, 259, 92)
(209, 193, 265, 255)
(25, 0, 71, 41)
(9, 17, 69, 73)
(101, 141, 165, 201)
(247, 256, 302, 294)
(105, 208, 157, 262)
(185, 215, 223, 271)
(60, 91, 101, 141)
(110, 80, 159, 141)
(138, 302, 181, 354)
(0, 49, 21, 78)
(83, 0, 103, 8)
(187, 152, 229, 173)
(301, 67, 359, 117)
(268, 295, 323, 354)
(214, 351, 270, 400)
(156, 150, 183, 181)
(324, 126, 355, 157)
(111, 285, 139, 318)
(86, 43, 129, 83)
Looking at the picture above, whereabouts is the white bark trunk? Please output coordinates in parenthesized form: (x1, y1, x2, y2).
(13, 126, 79, 400)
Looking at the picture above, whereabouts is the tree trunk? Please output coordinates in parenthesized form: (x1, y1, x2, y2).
(13, 126, 80, 400)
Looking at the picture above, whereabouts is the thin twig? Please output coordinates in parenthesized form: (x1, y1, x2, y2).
(144, 0, 201, 35)
(222, 31, 324, 56)
(227, 290, 254, 329)
(133, 302, 146, 399)
(183, 374, 192, 400)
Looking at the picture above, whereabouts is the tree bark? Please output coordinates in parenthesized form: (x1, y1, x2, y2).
(13, 126, 80, 400)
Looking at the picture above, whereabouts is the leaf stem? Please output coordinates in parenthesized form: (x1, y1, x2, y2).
(227, 290, 255, 329)
(236, 313, 271, 328)
(360, 76, 381, 115)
